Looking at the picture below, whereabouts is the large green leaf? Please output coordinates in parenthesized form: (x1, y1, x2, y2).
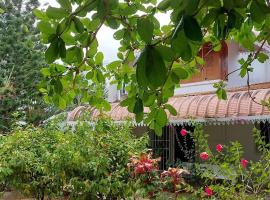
(155, 108, 168, 127)
(58, 38, 66, 59)
(172, 30, 192, 61)
(33, 9, 47, 20)
(145, 47, 167, 89)
(137, 18, 154, 44)
(143, 93, 156, 107)
(57, 0, 72, 11)
(113, 29, 125, 40)
(65, 47, 83, 64)
(154, 122, 163, 136)
(136, 48, 149, 87)
(45, 38, 59, 63)
(155, 46, 174, 61)
(95, 52, 104, 65)
(157, 0, 171, 11)
(184, 0, 199, 15)
(133, 98, 143, 114)
(164, 104, 177, 116)
(172, 67, 189, 80)
(201, 9, 219, 27)
(106, 17, 120, 29)
(46, 6, 69, 19)
(183, 16, 203, 42)
(250, 0, 270, 23)
(37, 21, 55, 35)
(216, 88, 227, 100)
(73, 17, 85, 33)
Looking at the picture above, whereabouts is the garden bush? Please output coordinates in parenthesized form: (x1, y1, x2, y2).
(1, 119, 270, 200)
(126, 125, 270, 200)
(0, 118, 148, 199)
(187, 124, 270, 199)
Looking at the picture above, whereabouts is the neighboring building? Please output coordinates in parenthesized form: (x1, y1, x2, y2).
(68, 41, 270, 169)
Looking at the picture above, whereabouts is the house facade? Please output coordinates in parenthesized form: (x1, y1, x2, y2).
(68, 41, 270, 169)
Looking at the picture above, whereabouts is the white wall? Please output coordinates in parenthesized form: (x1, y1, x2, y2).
(107, 41, 270, 99)
(227, 42, 270, 88)
(107, 83, 119, 103)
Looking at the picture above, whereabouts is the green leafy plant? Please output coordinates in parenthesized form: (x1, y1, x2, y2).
(0, 118, 148, 199)
(36, 0, 270, 134)
(189, 124, 270, 199)
(128, 153, 191, 199)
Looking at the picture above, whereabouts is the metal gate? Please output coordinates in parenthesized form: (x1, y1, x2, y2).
(149, 126, 175, 170)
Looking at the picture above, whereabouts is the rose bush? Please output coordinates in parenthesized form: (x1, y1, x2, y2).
(189, 124, 270, 199)
(128, 153, 191, 199)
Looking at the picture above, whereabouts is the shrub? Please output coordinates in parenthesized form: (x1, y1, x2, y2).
(0, 118, 148, 199)
(189, 124, 270, 199)
(128, 153, 190, 199)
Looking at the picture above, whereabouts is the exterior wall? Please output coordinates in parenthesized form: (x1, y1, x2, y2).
(107, 41, 270, 100)
(132, 126, 150, 137)
(227, 42, 270, 88)
(176, 41, 270, 95)
(204, 124, 261, 161)
(107, 83, 119, 103)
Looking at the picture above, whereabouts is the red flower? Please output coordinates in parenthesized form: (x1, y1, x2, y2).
(200, 152, 209, 160)
(148, 191, 154, 198)
(216, 144, 223, 152)
(204, 186, 213, 196)
(144, 162, 153, 171)
(241, 159, 248, 168)
(134, 164, 145, 174)
(180, 129, 187, 136)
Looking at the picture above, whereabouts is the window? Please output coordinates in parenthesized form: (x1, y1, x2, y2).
(182, 41, 228, 84)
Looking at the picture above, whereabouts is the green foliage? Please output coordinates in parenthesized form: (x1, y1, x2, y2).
(0, 0, 51, 132)
(36, 0, 270, 135)
(213, 81, 227, 100)
(0, 118, 148, 199)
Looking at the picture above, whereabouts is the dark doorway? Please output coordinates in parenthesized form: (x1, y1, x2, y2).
(174, 125, 195, 164)
(149, 125, 195, 170)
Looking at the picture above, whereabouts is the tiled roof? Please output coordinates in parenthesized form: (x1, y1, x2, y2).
(67, 86, 270, 125)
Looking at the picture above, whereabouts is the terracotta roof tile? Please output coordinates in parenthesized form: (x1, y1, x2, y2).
(68, 87, 270, 122)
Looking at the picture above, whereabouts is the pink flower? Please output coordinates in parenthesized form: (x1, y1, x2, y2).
(144, 162, 153, 171)
(200, 152, 209, 160)
(204, 186, 213, 196)
(134, 164, 145, 174)
(180, 129, 187, 136)
(216, 144, 223, 152)
(241, 159, 248, 168)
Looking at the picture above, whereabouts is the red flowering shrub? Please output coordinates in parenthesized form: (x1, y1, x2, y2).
(241, 158, 248, 169)
(216, 144, 223, 152)
(180, 128, 188, 136)
(128, 153, 190, 199)
(200, 152, 209, 160)
(160, 168, 189, 193)
(128, 153, 160, 176)
(204, 186, 213, 197)
(128, 153, 161, 198)
(192, 124, 270, 199)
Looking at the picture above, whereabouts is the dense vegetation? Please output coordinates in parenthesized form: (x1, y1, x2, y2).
(0, 118, 148, 199)
(0, 0, 50, 132)
(0, 119, 269, 199)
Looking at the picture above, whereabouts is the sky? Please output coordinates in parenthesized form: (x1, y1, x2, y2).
(39, 0, 170, 63)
